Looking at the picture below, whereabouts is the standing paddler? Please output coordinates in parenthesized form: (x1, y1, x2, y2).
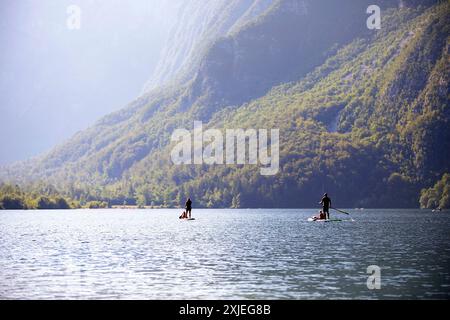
(319, 193, 332, 220)
(185, 197, 192, 219)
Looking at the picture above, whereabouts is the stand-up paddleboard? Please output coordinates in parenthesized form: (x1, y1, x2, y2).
(307, 218, 343, 222)
(180, 218, 196, 221)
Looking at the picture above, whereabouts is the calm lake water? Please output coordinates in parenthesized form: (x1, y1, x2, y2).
(0, 209, 449, 299)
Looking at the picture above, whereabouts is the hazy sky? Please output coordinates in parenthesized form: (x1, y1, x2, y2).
(0, 0, 179, 164)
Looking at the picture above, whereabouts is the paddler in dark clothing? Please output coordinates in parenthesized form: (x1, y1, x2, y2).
(185, 198, 192, 219)
(319, 193, 331, 220)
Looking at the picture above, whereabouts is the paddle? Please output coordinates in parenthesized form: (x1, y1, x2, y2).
(331, 207, 351, 215)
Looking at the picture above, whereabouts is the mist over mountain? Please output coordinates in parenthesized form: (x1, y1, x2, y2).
(0, 0, 176, 165)
(1, 0, 448, 209)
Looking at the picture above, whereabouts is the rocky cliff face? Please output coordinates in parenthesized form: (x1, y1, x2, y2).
(144, 0, 433, 117)
(190, 0, 373, 115)
(143, 0, 433, 93)
(142, 0, 275, 93)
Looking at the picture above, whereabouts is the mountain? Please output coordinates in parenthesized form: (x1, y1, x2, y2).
(1, 0, 449, 209)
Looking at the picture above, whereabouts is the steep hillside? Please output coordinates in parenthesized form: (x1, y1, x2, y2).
(1, 0, 448, 208)
(420, 173, 450, 209)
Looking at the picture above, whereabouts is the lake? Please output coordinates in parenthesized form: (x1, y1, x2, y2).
(0, 209, 449, 299)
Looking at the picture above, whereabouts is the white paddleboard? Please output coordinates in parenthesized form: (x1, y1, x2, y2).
(307, 218, 342, 222)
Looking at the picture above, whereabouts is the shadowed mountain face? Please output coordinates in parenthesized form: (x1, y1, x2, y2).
(1, 0, 448, 208)
(142, 0, 275, 93)
(145, 0, 397, 114)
